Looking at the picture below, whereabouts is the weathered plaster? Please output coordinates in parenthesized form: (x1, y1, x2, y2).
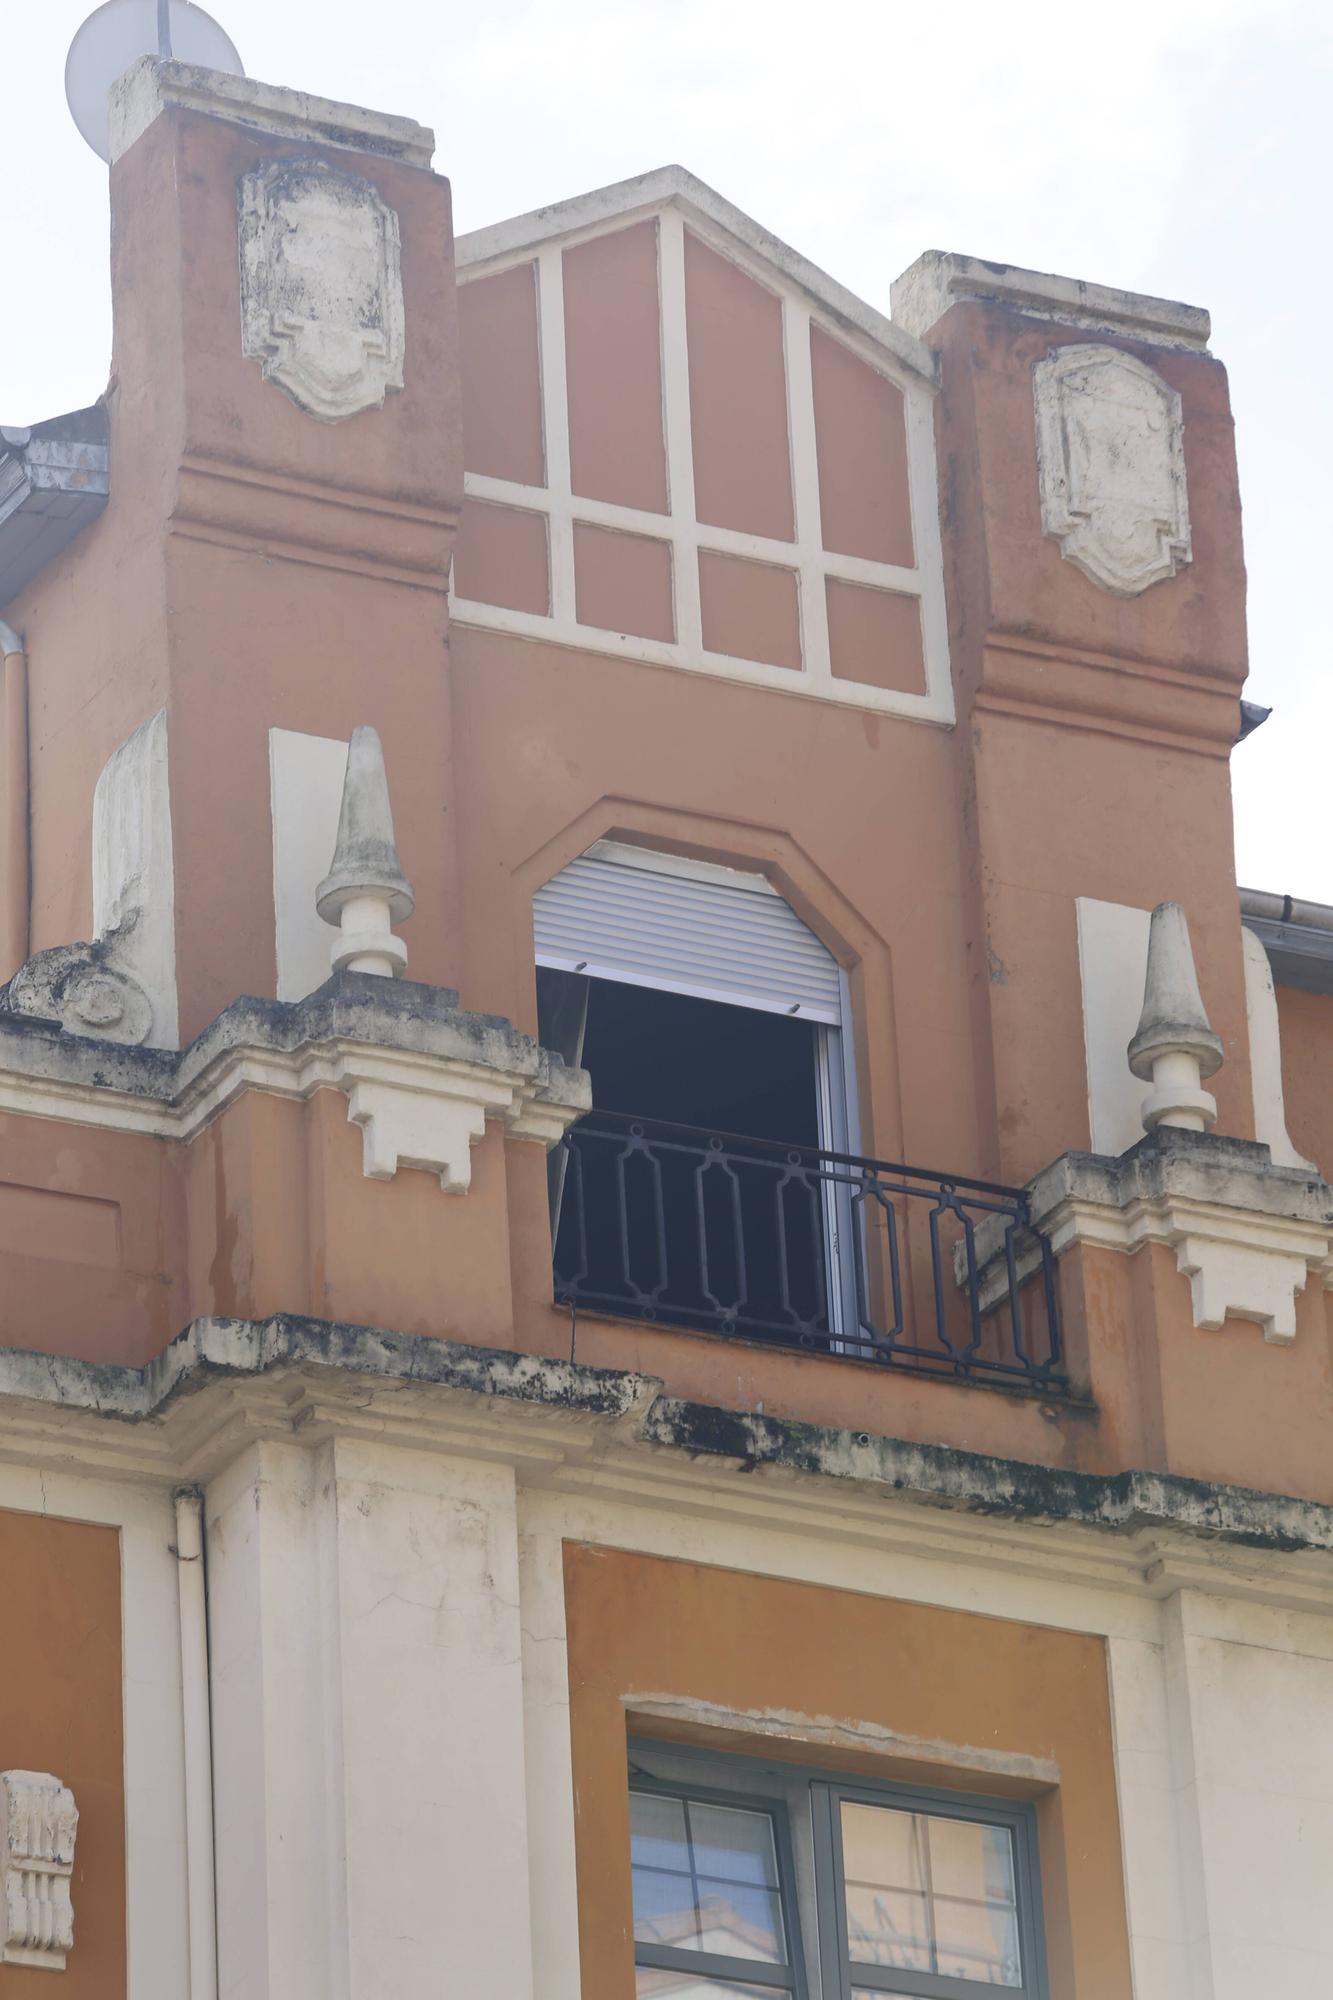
(108, 57, 435, 169)
(972, 1128, 1333, 1344)
(1034, 345, 1193, 596)
(890, 250, 1210, 350)
(239, 159, 406, 421)
(3, 1310, 1333, 1560)
(0, 972, 589, 1187)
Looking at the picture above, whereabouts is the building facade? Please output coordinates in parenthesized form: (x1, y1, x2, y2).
(1, 54, 1332, 2000)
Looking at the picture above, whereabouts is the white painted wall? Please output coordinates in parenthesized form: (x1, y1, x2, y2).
(1241, 925, 1316, 1171)
(1077, 896, 1152, 1155)
(268, 729, 348, 1002)
(5, 1419, 1331, 2000)
(92, 708, 179, 1047)
(206, 1436, 537, 2000)
(1162, 1591, 1333, 1999)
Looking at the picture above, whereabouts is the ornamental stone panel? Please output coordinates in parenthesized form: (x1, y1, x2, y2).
(1, 1771, 78, 1970)
(238, 158, 406, 421)
(1033, 342, 1191, 595)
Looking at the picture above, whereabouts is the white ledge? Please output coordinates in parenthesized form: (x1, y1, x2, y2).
(0, 977, 589, 1193)
(890, 250, 1210, 351)
(109, 57, 435, 168)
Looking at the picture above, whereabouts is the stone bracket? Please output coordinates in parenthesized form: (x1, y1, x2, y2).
(1048, 1192, 1330, 1345)
(970, 1131, 1333, 1345)
(332, 1045, 580, 1192)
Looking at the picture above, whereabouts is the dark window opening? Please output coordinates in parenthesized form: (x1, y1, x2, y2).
(540, 970, 835, 1342)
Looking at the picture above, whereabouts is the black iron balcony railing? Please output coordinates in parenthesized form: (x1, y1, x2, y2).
(552, 1111, 1064, 1389)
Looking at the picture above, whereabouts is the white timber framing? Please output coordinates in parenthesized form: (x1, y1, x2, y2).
(453, 167, 954, 726)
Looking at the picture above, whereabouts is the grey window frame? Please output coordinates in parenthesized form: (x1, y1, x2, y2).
(811, 1776, 1048, 2000)
(627, 1744, 1049, 2000)
(629, 1767, 810, 1996)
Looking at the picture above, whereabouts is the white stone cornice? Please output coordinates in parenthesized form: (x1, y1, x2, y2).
(0, 978, 590, 1192)
(0, 1316, 1331, 1620)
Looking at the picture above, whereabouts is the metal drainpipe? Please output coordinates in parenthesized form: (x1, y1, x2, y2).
(0, 618, 29, 979)
(174, 1489, 220, 2000)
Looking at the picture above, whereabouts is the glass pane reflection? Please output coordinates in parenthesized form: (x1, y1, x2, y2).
(631, 1791, 787, 1965)
(635, 1975, 778, 1998)
(842, 1800, 1020, 1987)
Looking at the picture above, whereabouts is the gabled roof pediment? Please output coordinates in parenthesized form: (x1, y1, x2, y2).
(456, 163, 937, 392)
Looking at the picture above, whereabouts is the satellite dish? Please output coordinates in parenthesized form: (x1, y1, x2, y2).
(65, 0, 244, 162)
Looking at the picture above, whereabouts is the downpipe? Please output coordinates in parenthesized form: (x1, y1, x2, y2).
(174, 1490, 219, 2000)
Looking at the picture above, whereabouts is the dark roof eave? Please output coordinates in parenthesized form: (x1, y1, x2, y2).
(0, 404, 110, 612)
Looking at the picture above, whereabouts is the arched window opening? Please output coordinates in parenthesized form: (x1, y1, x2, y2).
(535, 841, 859, 1346)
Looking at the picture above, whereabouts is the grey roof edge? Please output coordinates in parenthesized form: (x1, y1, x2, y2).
(890, 249, 1211, 352)
(456, 163, 939, 389)
(6, 1309, 1333, 1558)
(1241, 888, 1333, 997)
(0, 404, 109, 612)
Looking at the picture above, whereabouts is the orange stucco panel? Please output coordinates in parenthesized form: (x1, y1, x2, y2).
(683, 231, 795, 542)
(698, 550, 802, 670)
(454, 499, 551, 614)
(0, 1509, 125, 1999)
(565, 1543, 1131, 2000)
(827, 577, 927, 694)
(459, 261, 545, 485)
(811, 324, 915, 567)
(574, 523, 675, 642)
(564, 223, 668, 513)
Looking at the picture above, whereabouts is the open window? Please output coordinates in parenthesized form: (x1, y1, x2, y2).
(535, 841, 859, 1346)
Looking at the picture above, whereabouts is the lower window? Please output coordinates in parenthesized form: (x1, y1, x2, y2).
(629, 1744, 1048, 1999)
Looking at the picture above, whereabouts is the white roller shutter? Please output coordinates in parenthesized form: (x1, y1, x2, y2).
(533, 844, 843, 1024)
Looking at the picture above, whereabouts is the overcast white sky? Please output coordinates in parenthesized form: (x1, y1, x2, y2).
(2, 0, 1330, 897)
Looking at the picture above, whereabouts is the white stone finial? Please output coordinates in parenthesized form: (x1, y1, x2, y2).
(1, 1771, 78, 1969)
(1128, 902, 1223, 1134)
(316, 728, 414, 978)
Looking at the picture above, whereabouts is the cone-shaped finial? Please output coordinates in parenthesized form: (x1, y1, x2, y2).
(1127, 901, 1223, 1134)
(316, 727, 414, 925)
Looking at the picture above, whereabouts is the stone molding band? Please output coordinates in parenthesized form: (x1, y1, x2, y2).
(0, 972, 590, 1192)
(2, 1311, 1333, 1575)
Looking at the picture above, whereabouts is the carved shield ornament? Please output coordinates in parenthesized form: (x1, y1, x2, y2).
(239, 159, 405, 421)
(1033, 344, 1191, 596)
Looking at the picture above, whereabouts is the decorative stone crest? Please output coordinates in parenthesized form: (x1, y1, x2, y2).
(239, 158, 405, 421)
(1034, 343, 1191, 596)
(1, 1771, 78, 1969)
(1, 936, 153, 1046)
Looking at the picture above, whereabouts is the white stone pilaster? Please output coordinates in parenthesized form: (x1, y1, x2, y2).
(207, 1436, 537, 1999)
(1158, 1588, 1333, 1999)
(208, 1441, 342, 2000)
(517, 1509, 583, 2000)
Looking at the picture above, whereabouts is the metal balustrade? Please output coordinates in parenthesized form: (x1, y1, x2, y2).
(552, 1111, 1064, 1387)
